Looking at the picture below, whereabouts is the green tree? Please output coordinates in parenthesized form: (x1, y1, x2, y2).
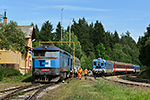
(0, 21, 26, 54)
(138, 24, 150, 67)
(120, 31, 137, 49)
(114, 30, 120, 44)
(54, 21, 61, 41)
(143, 38, 150, 66)
(104, 31, 111, 50)
(111, 49, 127, 62)
(32, 24, 40, 47)
(105, 47, 111, 60)
(93, 20, 105, 47)
(120, 31, 140, 64)
(35, 24, 40, 41)
(62, 32, 82, 59)
(122, 45, 132, 63)
(89, 22, 94, 43)
(95, 43, 107, 59)
(39, 20, 54, 41)
(80, 52, 92, 70)
(71, 17, 93, 56)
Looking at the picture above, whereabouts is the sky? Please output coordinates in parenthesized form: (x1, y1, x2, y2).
(1, 0, 150, 42)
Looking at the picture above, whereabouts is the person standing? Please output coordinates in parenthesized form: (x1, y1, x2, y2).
(76, 67, 78, 78)
(78, 67, 82, 80)
(84, 68, 88, 80)
(75, 68, 77, 77)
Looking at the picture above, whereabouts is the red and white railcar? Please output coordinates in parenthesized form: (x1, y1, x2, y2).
(113, 61, 134, 73)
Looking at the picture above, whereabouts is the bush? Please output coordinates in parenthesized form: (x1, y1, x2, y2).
(0, 67, 21, 81)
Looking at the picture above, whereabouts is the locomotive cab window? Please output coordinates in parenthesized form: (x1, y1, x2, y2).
(98, 62, 100, 66)
(34, 51, 45, 57)
(101, 61, 104, 66)
(94, 62, 96, 66)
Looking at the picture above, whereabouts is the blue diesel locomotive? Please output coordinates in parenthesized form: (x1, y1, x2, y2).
(32, 45, 72, 82)
(92, 58, 106, 76)
(92, 58, 140, 78)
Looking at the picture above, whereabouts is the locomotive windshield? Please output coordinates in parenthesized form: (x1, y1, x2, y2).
(45, 51, 59, 58)
(34, 51, 45, 57)
(98, 62, 100, 66)
(101, 61, 104, 66)
(94, 62, 96, 66)
(34, 51, 59, 58)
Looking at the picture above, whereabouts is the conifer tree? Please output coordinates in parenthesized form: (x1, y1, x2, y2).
(40, 20, 54, 41)
(114, 30, 120, 44)
(55, 22, 61, 41)
(138, 24, 150, 67)
(93, 20, 105, 47)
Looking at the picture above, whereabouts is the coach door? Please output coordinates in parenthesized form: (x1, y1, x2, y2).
(106, 63, 113, 73)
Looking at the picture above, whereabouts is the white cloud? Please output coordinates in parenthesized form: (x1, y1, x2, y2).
(35, 5, 110, 12)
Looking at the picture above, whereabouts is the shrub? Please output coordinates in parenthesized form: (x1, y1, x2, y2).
(0, 67, 21, 81)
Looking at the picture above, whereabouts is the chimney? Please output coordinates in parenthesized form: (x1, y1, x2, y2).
(3, 11, 7, 25)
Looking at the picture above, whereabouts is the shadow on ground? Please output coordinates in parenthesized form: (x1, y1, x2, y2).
(22, 76, 33, 83)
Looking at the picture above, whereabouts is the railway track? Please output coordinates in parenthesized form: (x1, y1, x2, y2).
(25, 83, 54, 100)
(0, 83, 54, 100)
(104, 75, 150, 87)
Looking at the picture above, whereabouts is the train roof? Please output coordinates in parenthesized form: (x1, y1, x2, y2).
(70, 55, 80, 62)
(93, 58, 106, 62)
(133, 65, 140, 67)
(75, 57, 80, 61)
(106, 60, 134, 66)
(33, 45, 70, 56)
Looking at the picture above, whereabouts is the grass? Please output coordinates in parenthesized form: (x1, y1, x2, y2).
(40, 77, 150, 100)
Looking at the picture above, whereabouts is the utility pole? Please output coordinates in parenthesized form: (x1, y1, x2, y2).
(69, 18, 74, 46)
(61, 8, 64, 45)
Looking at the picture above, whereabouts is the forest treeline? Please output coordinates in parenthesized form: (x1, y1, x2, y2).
(30, 17, 150, 70)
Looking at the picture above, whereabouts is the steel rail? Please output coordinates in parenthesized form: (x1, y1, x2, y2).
(104, 75, 150, 87)
(25, 83, 54, 100)
(0, 83, 39, 100)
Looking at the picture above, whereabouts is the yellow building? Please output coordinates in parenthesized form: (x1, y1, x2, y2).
(0, 11, 35, 74)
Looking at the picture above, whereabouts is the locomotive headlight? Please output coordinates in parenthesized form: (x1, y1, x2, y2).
(35, 69, 39, 71)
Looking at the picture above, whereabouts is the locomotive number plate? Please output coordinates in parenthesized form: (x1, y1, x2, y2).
(41, 69, 50, 71)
